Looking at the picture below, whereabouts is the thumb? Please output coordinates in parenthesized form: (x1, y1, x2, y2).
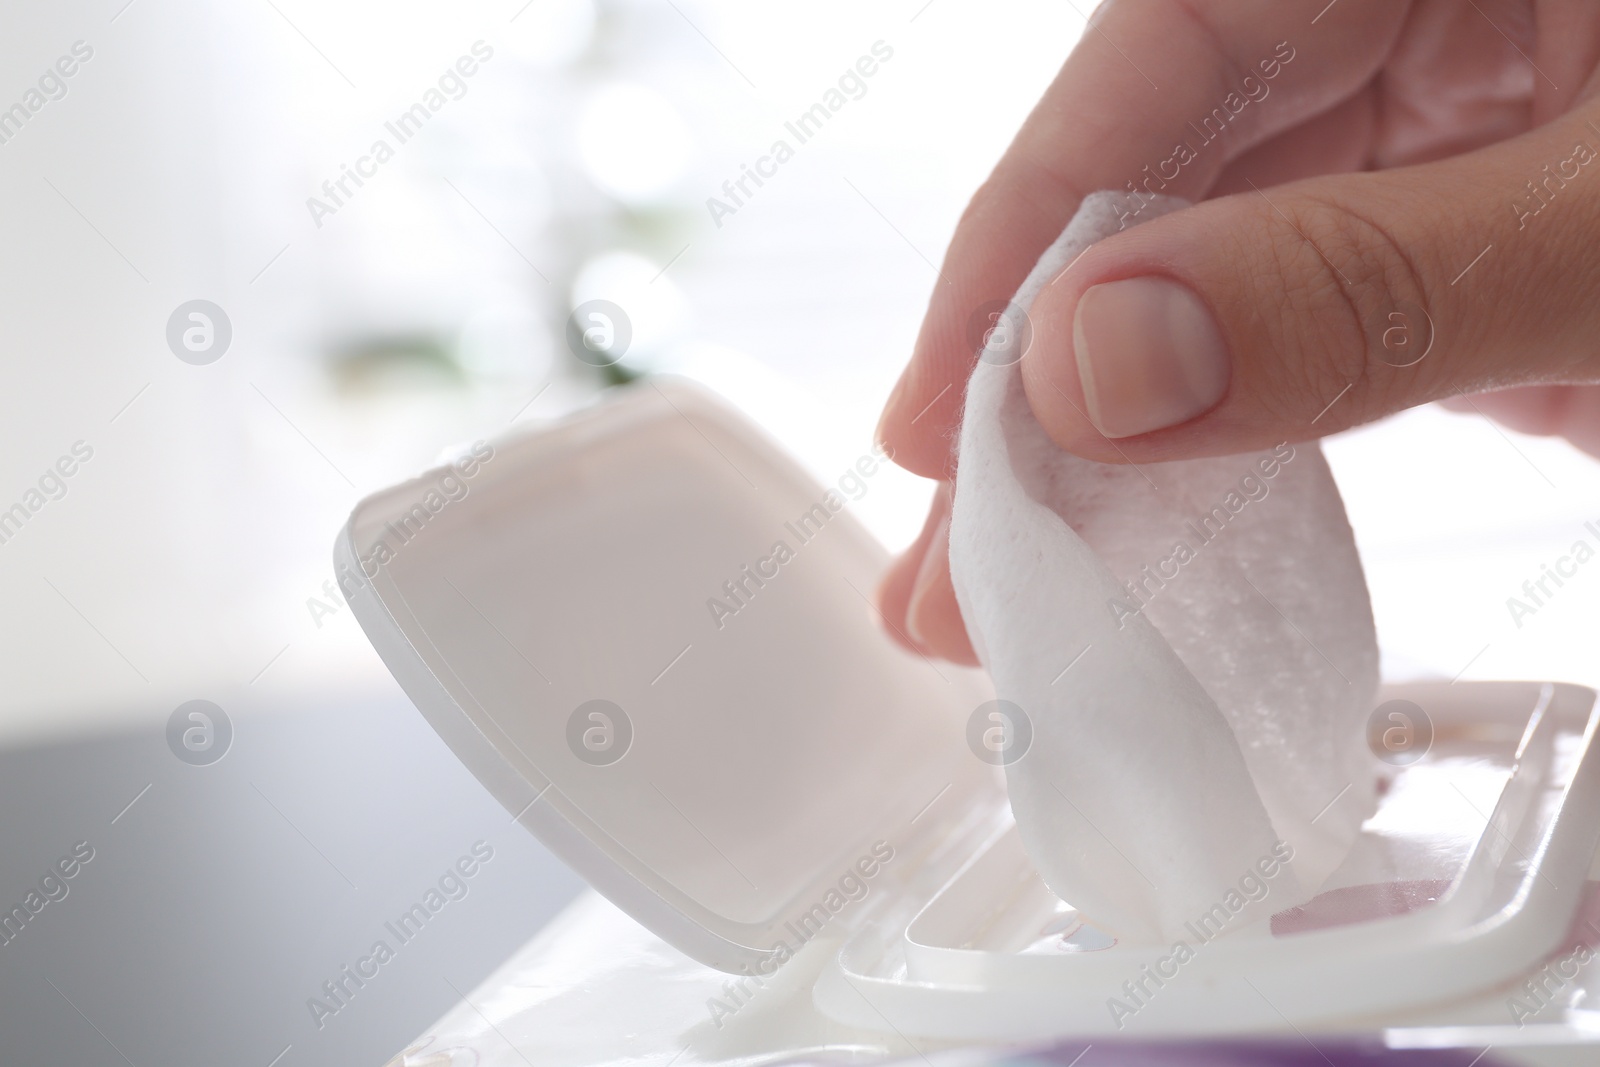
(1019, 105, 1600, 462)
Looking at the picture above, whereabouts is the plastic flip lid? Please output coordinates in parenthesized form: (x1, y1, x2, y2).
(335, 380, 996, 970)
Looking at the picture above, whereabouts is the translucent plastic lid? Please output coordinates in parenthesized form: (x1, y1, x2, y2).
(335, 380, 996, 970)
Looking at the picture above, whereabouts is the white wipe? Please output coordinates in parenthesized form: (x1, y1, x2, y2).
(949, 192, 1379, 944)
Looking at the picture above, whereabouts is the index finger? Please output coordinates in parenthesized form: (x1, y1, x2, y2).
(877, 0, 1408, 478)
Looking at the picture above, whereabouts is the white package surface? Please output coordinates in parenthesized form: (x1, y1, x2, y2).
(948, 192, 1380, 944)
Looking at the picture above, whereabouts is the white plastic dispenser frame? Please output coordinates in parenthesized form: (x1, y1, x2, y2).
(816, 679, 1600, 1039)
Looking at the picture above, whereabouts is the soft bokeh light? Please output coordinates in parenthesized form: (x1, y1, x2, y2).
(570, 249, 691, 368)
(576, 82, 695, 203)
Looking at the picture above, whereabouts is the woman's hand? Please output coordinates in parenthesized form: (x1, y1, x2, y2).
(875, 0, 1600, 664)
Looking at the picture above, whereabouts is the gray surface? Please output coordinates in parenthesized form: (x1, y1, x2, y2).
(0, 691, 586, 1066)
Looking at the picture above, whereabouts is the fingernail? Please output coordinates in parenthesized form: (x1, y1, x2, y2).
(874, 372, 907, 453)
(1072, 277, 1229, 439)
(903, 515, 951, 648)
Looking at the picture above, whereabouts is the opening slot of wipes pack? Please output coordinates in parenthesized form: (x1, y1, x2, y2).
(815, 679, 1600, 1038)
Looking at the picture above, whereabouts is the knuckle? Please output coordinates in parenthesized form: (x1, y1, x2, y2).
(1236, 190, 1433, 424)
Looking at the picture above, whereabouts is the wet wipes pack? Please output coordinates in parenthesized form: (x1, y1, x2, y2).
(338, 379, 1600, 1042)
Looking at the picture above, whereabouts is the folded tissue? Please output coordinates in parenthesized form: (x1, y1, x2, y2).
(948, 191, 1380, 944)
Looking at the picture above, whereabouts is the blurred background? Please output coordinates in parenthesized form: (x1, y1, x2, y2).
(2, 0, 1600, 1064)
